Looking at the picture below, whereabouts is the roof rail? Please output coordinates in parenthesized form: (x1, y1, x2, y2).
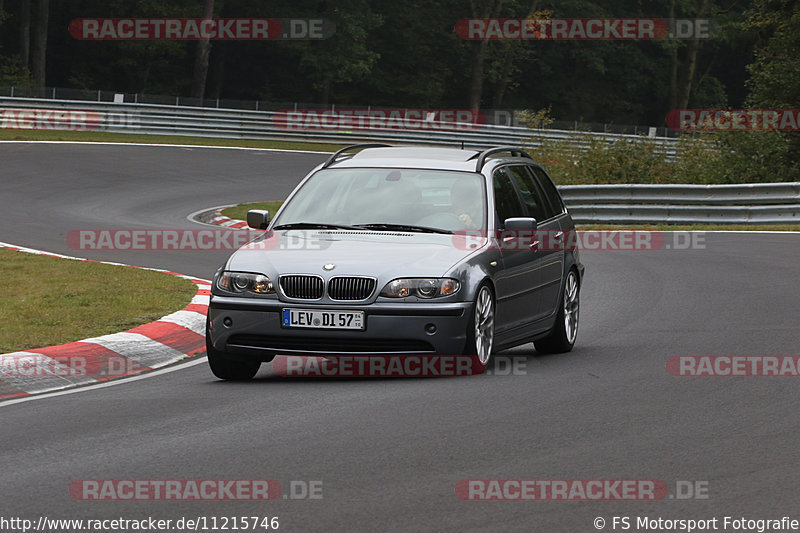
(322, 143, 393, 169)
(474, 147, 532, 172)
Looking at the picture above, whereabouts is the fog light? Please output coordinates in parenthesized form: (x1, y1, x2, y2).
(223, 317, 233, 327)
(425, 323, 437, 334)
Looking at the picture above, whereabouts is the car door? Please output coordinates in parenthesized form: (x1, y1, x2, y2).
(503, 165, 563, 321)
(506, 165, 563, 323)
(491, 166, 539, 335)
(524, 165, 567, 318)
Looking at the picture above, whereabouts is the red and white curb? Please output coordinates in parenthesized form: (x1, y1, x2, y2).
(0, 242, 210, 400)
(190, 205, 250, 229)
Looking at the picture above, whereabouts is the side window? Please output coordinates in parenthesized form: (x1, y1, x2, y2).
(530, 166, 566, 215)
(505, 165, 550, 221)
(492, 168, 524, 228)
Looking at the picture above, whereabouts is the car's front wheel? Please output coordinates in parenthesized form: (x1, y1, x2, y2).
(534, 269, 579, 354)
(464, 284, 495, 374)
(206, 330, 261, 381)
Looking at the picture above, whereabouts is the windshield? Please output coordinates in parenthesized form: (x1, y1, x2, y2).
(274, 168, 486, 233)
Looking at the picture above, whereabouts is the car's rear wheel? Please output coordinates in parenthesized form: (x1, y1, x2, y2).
(464, 284, 495, 374)
(206, 329, 261, 381)
(534, 269, 579, 354)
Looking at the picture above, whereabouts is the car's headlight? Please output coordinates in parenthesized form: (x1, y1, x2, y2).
(216, 271, 275, 294)
(379, 278, 460, 299)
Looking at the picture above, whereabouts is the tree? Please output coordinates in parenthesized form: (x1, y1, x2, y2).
(485, 3, 542, 108)
(19, 0, 30, 69)
(295, 1, 382, 103)
(191, 0, 215, 100)
(745, 0, 800, 108)
(742, 0, 800, 177)
(30, 0, 47, 87)
(466, 0, 504, 110)
(666, 0, 713, 110)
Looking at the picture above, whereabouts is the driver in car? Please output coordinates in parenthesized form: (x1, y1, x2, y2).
(451, 180, 482, 229)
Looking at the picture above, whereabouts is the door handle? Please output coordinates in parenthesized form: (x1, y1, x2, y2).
(529, 239, 540, 251)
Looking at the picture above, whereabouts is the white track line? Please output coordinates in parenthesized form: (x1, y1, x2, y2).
(0, 357, 209, 409)
(0, 140, 331, 154)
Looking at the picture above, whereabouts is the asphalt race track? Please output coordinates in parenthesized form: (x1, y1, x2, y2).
(2, 143, 799, 532)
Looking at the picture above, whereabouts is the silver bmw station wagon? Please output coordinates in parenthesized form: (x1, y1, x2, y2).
(206, 145, 585, 380)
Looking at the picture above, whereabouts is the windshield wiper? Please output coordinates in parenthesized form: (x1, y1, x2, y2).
(354, 223, 453, 234)
(273, 222, 362, 230)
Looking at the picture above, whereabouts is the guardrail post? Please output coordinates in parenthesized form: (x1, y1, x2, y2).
(52, 87, 56, 99)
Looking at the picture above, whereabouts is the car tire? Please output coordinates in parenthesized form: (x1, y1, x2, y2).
(206, 329, 261, 381)
(534, 268, 579, 354)
(463, 284, 495, 374)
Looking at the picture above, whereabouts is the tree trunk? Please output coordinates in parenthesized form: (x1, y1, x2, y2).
(667, 0, 678, 110)
(491, 1, 537, 108)
(672, 0, 710, 110)
(468, 0, 504, 111)
(491, 43, 514, 107)
(191, 0, 215, 100)
(469, 40, 489, 111)
(207, 44, 225, 100)
(319, 76, 331, 105)
(19, 0, 31, 71)
(677, 38, 701, 109)
(30, 0, 48, 87)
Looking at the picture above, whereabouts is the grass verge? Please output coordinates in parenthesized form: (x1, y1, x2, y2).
(0, 249, 197, 353)
(0, 129, 345, 153)
(220, 201, 285, 222)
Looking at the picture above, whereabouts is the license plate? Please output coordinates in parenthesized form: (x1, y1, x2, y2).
(282, 308, 365, 330)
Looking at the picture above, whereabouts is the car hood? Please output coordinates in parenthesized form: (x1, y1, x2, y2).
(226, 229, 479, 278)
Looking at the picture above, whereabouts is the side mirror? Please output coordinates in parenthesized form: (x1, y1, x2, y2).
(246, 210, 270, 230)
(503, 217, 537, 231)
(502, 217, 539, 251)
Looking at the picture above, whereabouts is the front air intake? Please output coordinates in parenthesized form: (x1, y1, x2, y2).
(328, 276, 376, 301)
(279, 275, 324, 299)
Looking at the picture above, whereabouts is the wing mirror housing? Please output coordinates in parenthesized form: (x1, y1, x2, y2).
(503, 217, 537, 231)
(246, 210, 270, 230)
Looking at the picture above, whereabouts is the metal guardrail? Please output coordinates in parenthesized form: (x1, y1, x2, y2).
(2, 96, 796, 224)
(559, 184, 800, 224)
(0, 96, 679, 157)
(0, 85, 682, 136)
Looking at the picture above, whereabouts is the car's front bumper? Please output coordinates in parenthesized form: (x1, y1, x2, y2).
(208, 296, 472, 360)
